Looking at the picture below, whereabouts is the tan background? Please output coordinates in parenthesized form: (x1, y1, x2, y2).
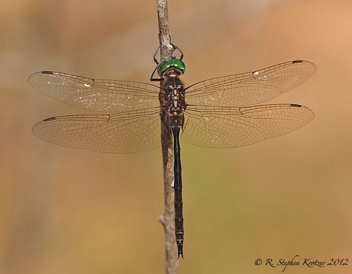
(1, 0, 351, 273)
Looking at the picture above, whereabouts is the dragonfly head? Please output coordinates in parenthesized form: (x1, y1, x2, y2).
(157, 56, 186, 76)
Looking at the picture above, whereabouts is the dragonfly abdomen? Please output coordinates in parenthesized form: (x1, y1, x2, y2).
(172, 126, 184, 258)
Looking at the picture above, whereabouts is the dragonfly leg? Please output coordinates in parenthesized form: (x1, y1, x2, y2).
(153, 45, 160, 65)
(170, 42, 184, 61)
(150, 66, 162, 82)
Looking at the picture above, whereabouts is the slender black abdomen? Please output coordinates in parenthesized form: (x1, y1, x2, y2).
(172, 127, 184, 258)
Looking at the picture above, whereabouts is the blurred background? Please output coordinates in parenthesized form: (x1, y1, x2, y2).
(1, 0, 351, 273)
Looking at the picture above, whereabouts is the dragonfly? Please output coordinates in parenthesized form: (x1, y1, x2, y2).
(29, 44, 316, 258)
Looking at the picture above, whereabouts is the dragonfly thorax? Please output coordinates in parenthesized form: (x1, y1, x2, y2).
(161, 73, 187, 126)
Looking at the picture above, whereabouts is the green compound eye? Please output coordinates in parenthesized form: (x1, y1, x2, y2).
(171, 59, 185, 71)
(158, 58, 186, 76)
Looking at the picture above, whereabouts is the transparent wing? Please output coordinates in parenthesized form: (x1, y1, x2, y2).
(186, 60, 316, 107)
(28, 71, 160, 112)
(181, 104, 314, 148)
(32, 108, 161, 153)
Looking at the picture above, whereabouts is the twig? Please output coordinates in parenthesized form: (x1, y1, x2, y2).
(156, 0, 179, 273)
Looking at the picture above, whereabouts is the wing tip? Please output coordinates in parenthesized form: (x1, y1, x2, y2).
(291, 59, 317, 72)
(28, 71, 56, 86)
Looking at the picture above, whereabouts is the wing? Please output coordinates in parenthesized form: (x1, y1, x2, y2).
(181, 104, 314, 148)
(28, 71, 160, 112)
(185, 60, 316, 107)
(32, 108, 161, 153)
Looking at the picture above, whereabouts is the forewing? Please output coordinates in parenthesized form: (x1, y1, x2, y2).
(32, 108, 161, 153)
(28, 71, 160, 112)
(182, 104, 314, 148)
(186, 60, 316, 107)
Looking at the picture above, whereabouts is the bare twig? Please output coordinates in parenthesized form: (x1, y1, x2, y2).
(156, 0, 179, 273)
